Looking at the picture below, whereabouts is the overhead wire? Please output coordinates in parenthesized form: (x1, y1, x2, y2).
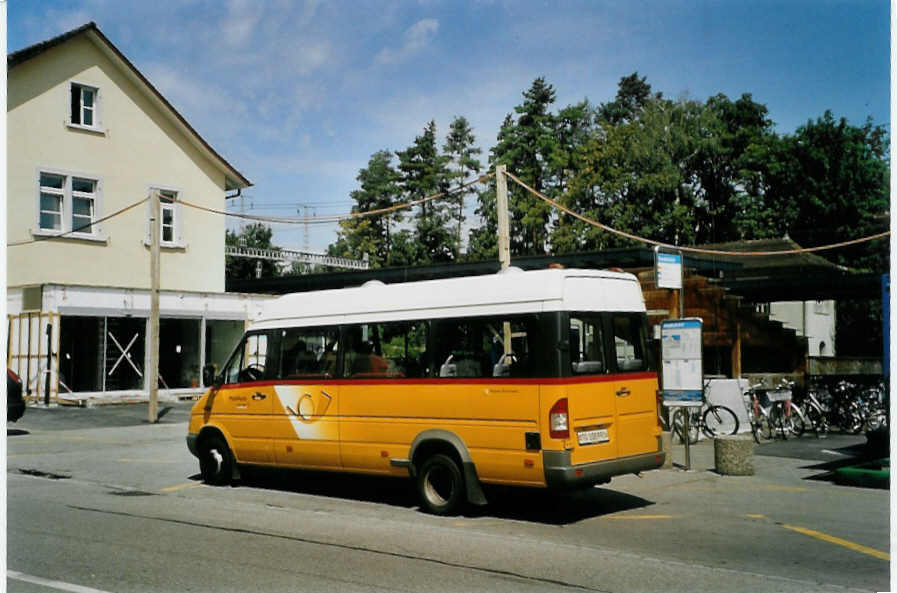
(502, 170, 890, 258)
(8, 196, 150, 247)
(8, 170, 887, 260)
(178, 172, 494, 225)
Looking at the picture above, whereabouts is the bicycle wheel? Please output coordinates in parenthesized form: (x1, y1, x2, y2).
(755, 412, 773, 442)
(786, 404, 806, 437)
(763, 405, 783, 439)
(804, 403, 827, 437)
(838, 402, 864, 434)
(671, 408, 699, 444)
(702, 405, 739, 437)
(865, 410, 886, 431)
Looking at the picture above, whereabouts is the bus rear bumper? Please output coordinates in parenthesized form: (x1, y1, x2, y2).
(543, 447, 666, 489)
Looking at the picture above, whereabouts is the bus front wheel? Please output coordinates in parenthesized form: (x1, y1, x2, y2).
(417, 453, 465, 515)
(199, 435, 233, 486)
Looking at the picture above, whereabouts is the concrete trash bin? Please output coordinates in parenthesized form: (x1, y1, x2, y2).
(714, 435, 754, 476)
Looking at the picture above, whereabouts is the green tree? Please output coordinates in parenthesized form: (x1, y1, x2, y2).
(489, 77, 559, 255)
(547, 100, 596, 253)
(328, 150, 401, 268)
(467, 114, 515, 261)
(396, 121, 455, 263)
(690, 93, 774, 243)
(443, 116, 482, 257)
(561, 97, 701, 252)
(597, 72, 656, 125)
(225, 223, 279, 280)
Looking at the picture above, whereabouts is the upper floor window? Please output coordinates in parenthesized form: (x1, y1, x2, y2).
(69, 82, 101, 130)
(37, 171, 101, 238)
(160, 190, 177, 244)
(145, 187, 184, 248)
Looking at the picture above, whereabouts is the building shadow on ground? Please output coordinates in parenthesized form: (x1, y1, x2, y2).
(802, 441, 886, 483)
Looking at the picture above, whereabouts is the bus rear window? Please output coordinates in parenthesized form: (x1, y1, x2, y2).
(569, 315, 606, 375)
(612, 313, 649, 372)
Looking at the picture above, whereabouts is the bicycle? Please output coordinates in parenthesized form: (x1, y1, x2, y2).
(743, 382, 772, 444)
(670, 403, 739, 444)
(823, 381, 865, 434)
(760, 381, 806, 440)
(794, 387, 829, 437)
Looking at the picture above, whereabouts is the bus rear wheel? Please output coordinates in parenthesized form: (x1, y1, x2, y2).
(417, 454, 465, 515)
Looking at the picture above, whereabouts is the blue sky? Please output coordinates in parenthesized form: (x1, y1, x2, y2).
(8, 1, 890, 253)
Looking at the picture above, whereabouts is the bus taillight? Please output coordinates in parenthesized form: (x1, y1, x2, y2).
(549, 398, 570, 439)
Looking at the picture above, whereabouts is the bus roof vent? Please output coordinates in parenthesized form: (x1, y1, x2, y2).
(361, 280, 386, 288)
(497, 266, 524, 275)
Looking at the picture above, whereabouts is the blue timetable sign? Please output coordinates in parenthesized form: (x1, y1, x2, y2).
(661, 318, 703, 405)
(655, 248, 683, 289)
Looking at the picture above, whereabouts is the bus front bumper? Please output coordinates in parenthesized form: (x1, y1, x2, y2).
(543, 446, 666, 489)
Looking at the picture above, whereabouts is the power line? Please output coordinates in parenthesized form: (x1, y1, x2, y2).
(9, 170, 889, 260)
(502, 170, 890, 258)
(8, 196, 149, 247)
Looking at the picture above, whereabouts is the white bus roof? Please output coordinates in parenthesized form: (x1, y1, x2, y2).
(250, 268, 646, 330)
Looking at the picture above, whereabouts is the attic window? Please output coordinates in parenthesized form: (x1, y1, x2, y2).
(70, 82, 99, 129)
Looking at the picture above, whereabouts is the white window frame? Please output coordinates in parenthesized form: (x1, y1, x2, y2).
(67, 80, 104, 133)
(34, 168, 105, 242)
(145, 185, 186, 249)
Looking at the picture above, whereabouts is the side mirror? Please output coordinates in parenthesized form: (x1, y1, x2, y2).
(202, 364, 221, 388)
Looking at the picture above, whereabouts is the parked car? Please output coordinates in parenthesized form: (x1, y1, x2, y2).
(8, 369, 25, 422)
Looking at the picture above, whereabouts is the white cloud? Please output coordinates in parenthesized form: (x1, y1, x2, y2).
(375, 18, 439, 65)
(220, 0, 263, 48)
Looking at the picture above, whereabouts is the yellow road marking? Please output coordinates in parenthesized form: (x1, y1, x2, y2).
(160, 482, 203, 493)
(745, 514, 766, 519)
(781, 523, 889, 561)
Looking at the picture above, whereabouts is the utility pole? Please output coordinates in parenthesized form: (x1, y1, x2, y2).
(148, 189, 160, 423)
(495, 164, 510, 270)
(297, 203, 315, 274)
(495, 165, 513, 355)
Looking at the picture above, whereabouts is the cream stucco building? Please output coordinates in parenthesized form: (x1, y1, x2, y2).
(7, 23, 269, 403)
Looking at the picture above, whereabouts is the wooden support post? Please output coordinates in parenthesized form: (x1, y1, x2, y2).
(148, 190, 161, 423)
(670, 289, 680, 319)
(731, 320, 742, 378)
(495, 164, 510, 271)
(495, 165, 512, 352)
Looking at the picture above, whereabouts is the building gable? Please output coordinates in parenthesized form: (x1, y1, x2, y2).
(8, 22, 250, 191)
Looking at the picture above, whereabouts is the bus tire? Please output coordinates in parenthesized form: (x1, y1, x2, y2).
(417, 453, 465, 516)
(199, 434, 233, 486)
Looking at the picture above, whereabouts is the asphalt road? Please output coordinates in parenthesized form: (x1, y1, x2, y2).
(6, 403, 891, 593)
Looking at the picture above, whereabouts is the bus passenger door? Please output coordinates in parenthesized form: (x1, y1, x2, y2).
(271, 326, 342, 470)
(610, 313, 659, 458)
(564, 315, 618, 465)
(272, 384, 341, 469)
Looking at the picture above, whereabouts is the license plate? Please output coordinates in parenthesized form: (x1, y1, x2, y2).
(577, 428, 609, 445)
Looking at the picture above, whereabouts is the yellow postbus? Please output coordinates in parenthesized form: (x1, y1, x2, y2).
(187, 268, 665, 514)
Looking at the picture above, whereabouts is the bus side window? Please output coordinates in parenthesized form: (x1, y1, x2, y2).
(379, 321, 428, 379)
(280, 327, 339, 380)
